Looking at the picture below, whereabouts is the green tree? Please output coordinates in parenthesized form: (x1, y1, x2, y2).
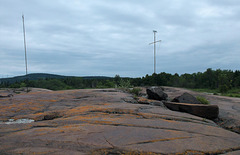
(114, 74, 121, 86)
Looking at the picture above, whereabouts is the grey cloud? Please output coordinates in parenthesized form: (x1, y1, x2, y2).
(0, 0, 239, 77)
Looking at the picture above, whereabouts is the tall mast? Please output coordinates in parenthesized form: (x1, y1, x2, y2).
(149, 30, 161, 74)
(22, 14, 28, 75)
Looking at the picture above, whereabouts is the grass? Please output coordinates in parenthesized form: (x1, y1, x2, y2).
(192, 88, 240, 98)
(192, 88, 218, 94)
(224, 90, 240, 98)
(196, 96, 209, 105)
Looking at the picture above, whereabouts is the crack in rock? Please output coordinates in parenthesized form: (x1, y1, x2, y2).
(126, 136, 194, 145)
(81, 120, 226, 139)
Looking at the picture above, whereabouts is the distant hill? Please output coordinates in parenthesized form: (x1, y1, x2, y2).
(81, 76, 112, 80)
(0, 73, 112, 84)
(0, 73, 70, 84)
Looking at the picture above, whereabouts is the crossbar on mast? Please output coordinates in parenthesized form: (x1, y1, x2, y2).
(149, 30, 161, 74)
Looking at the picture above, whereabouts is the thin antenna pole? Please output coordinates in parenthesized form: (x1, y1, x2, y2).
(153, 30, 157, 74)
(22, 14, 28, 75)
(22, 14, 29, 92)
(149, 30, 161, 74)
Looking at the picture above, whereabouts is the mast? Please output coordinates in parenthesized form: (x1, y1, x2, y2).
(149, 30, 161, 74)
(22, 14, 28, 75)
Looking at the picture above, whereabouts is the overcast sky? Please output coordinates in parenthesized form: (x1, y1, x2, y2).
(0, 0, 240, 78)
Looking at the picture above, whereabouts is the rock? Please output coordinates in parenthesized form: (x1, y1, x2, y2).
(172, 92, 201, 104)
(163, 101, 219, 120)
(123, 98, 138, 104)
(163, 86, 240, 133)
(137, 97, 167, 108)
(0, 88, 239, 155)
(146, 87, 168, 101)
(0, 94, 13, 98)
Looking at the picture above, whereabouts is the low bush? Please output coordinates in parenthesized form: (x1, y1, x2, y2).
(219, 84, 229, 94)
(129, 88, 142, 96)
(119, 79, 132, 88)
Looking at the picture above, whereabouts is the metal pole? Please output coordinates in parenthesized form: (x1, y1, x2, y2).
(22, 14, 28, 75)
(153, 30, 157, 74)
(149, 30, 161, 74)
(22, 14, 28, 92)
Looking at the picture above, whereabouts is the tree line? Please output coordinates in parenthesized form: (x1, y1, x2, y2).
(1, 68, 240, 93)
(131, 68, 240, 93)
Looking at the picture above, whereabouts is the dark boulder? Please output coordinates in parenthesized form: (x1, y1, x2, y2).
(0, 94, 13, 98)
(146, 87, 168, 101)
(172, 92, 201, 104)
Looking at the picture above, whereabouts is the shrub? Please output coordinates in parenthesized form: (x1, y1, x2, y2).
(129, 88, 142, 96)
(196, 96, 209, 105)
(119, 79, 132, 88)
(219, 84, 229, 94)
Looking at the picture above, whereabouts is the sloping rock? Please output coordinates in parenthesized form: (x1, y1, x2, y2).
(0, 88, 239, 154)
(172, 92, 201, 104)
(163, 101, 219, 120)
(146, 87, 168, 101)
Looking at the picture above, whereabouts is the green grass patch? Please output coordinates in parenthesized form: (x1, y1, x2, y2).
(196, 96, 210, 105)
(192, 88, 240, 98)
(192, 88, 218, 94)
(225, 94, 240, 98)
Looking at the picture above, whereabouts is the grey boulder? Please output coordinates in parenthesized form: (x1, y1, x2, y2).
(146, 87, 168, 101)
(172, 92, 201, 104)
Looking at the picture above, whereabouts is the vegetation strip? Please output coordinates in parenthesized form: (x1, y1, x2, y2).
(1, 69, 240, 98)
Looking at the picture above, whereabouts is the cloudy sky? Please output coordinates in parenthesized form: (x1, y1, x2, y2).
(0, 0, 240, 78)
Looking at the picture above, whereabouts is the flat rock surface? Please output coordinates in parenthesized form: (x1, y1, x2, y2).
(0, 88, 240, 154)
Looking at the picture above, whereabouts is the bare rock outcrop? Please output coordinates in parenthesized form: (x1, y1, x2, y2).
(0, 88, 239, 154)
(137, 97, 167, 108)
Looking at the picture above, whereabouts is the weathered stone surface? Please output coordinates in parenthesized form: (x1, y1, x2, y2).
(137, 97, 167, 108)
(163, 101, 219, 120)
(0, 88, 239, 154)
(172, 92, 201, 104)
(163, 86, 240, 133)
(146, 86, 168, 101)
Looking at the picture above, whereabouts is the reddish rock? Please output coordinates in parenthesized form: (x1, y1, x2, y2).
(137, 97, 166, 108)
(163, 86, 240, 133)
(163, 101, 219, 120)
(0, 88, 239, 154)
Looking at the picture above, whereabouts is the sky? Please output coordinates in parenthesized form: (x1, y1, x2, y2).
(0, 0, 240, 78)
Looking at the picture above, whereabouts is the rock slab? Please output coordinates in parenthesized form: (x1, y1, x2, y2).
(163, 101, 219, 120)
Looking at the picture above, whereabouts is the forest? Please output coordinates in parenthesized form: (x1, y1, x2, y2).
(1, 68, 240, 95)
